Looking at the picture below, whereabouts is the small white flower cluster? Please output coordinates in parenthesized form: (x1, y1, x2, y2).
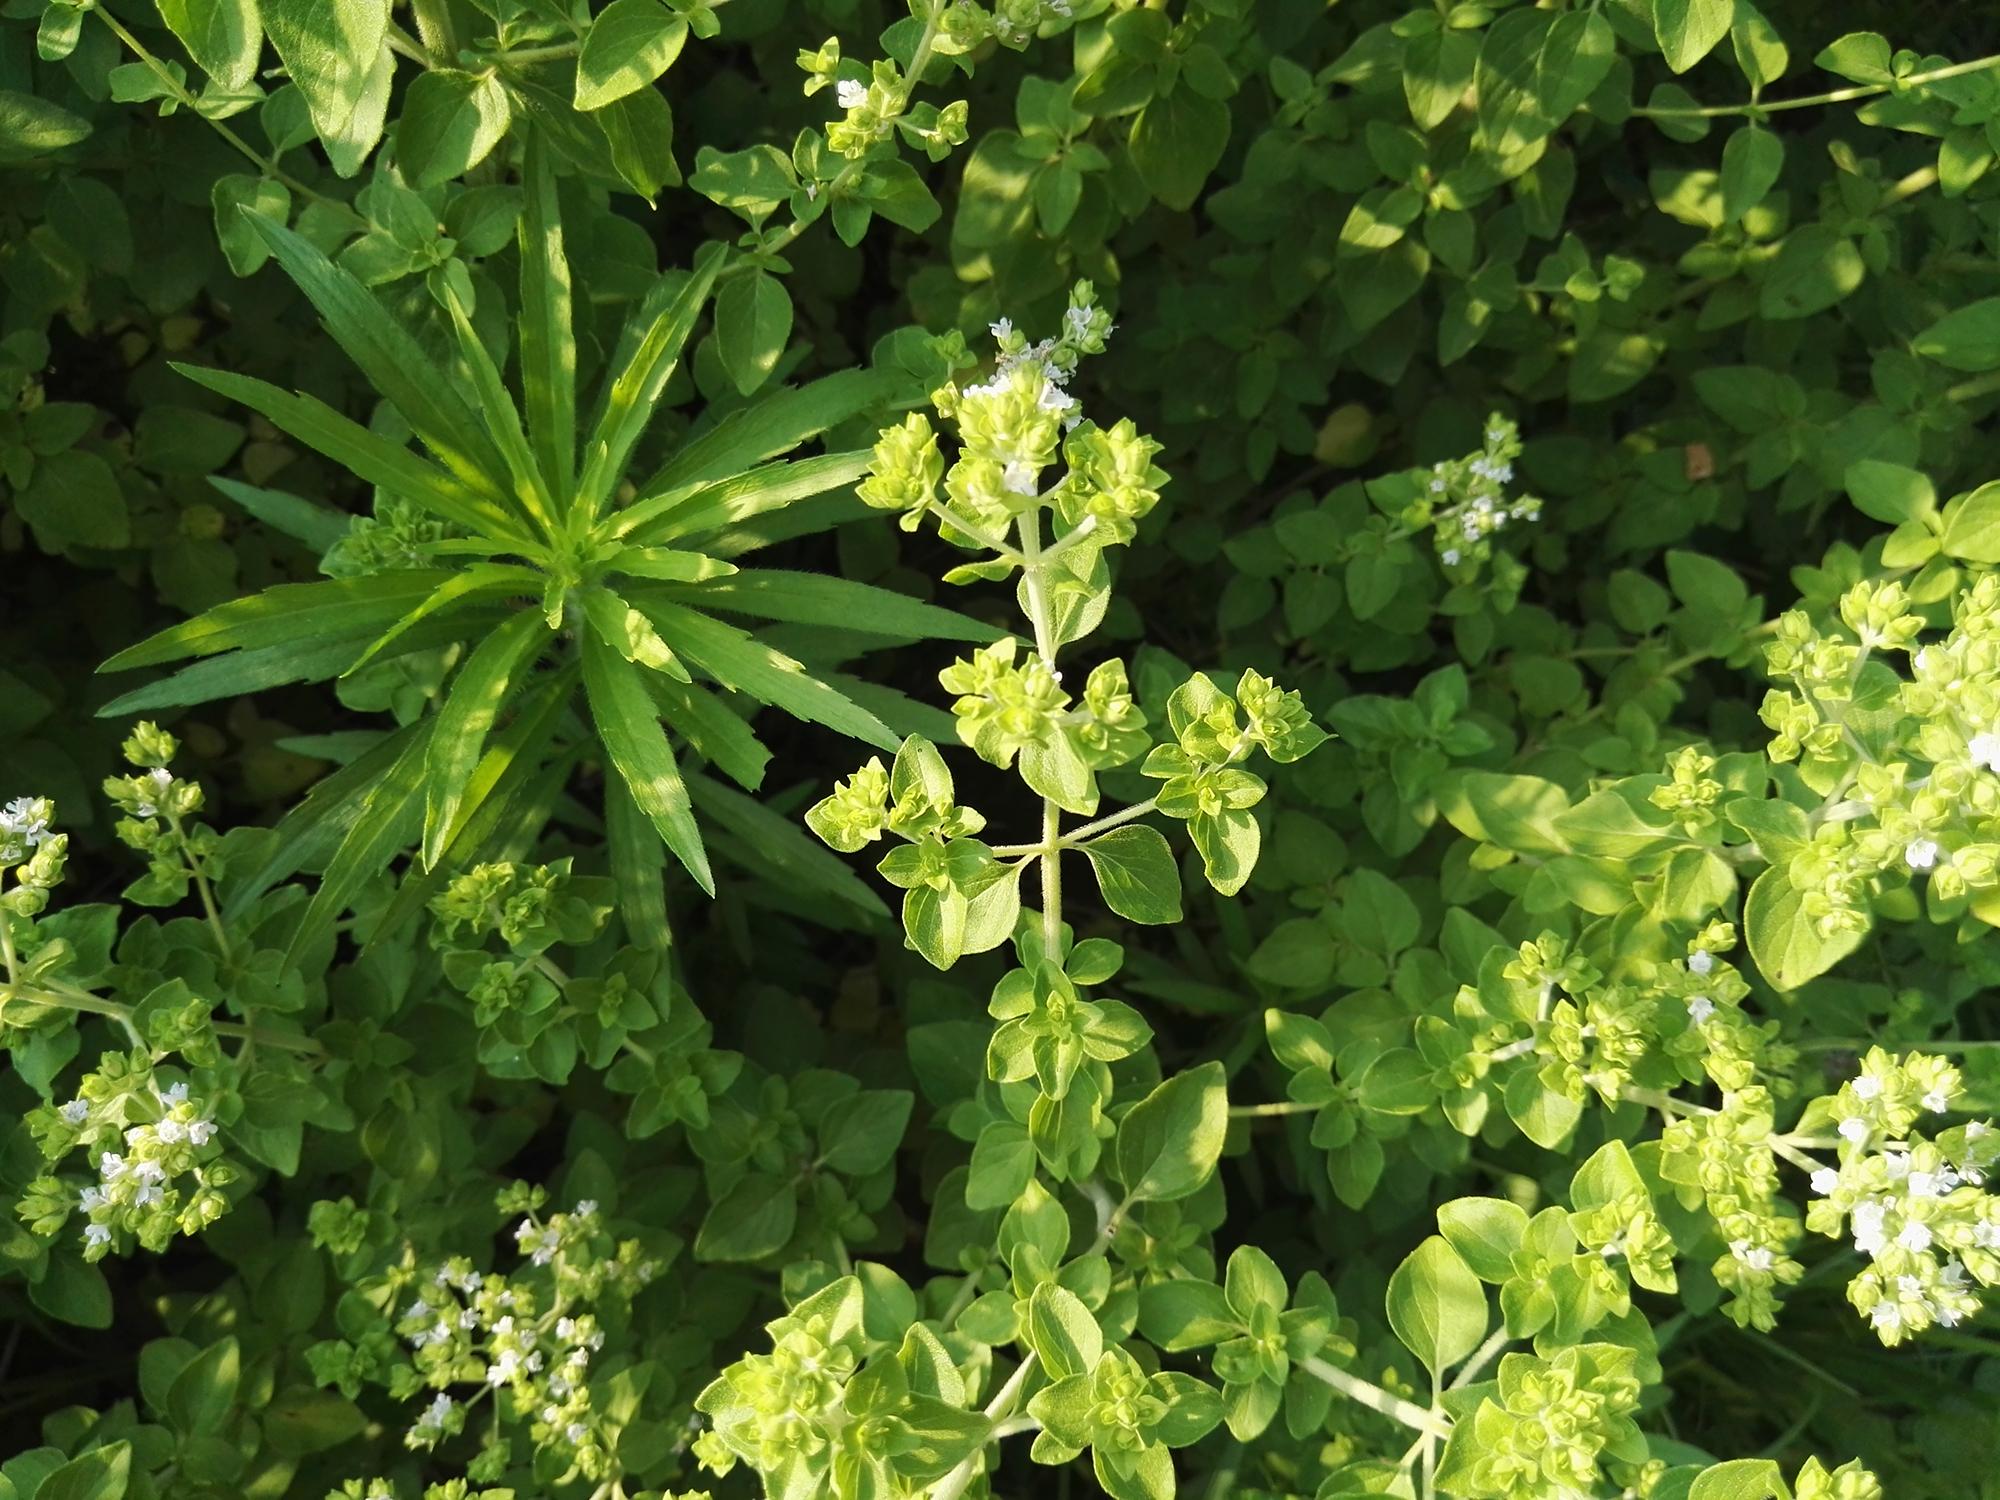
(74, 1081, 224, 1259)
(1803, 1050, 2000, 1345)
(0, 795, 54, 864)
(395, 1199, 658, 1472)
(1406, 415, 1543, 571)
(965, 286, 1115, 440)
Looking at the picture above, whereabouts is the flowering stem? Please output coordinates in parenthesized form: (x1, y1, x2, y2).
(1631, 52, 2000, 119)
(1298, 1355, 1449, 1438)
(0, 978, 324, 1058)
(930, 1351, 1041, 1500)
(1019, 511, 1064, 956)
(90, 8, 337, 210)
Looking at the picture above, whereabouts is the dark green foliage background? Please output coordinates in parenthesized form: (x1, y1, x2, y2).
(5, 0, 2000, 1495)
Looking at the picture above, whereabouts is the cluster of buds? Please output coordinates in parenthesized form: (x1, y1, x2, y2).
(1800, 1049, 2000, 1344)
(388, 1187, 659, 1479)
(18, 1058, 235, 1259)
(0, 794, 63, 918)
(322, 496, 455, 578)
(101, 722, 222, 909)
(1438, 1345, 1644, 1500)
(1658, 1087, 1804, 1331)
(1401, 414, 1543, 572)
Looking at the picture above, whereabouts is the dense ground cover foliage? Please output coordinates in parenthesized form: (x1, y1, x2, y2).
(5, 0, 2000, 1496)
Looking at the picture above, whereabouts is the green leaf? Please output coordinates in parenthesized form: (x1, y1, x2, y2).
(1744, 866, 1864, 990)
(637, 596, 898, 750)
(1688, 1459, 1788, 1500)
(1844, 460, 1935, 526)
(423, 608, 552, 867)
(1758, 225, 1866, 320)
(1814, 32, 1892, 85)
(694, 1172, 797, 1261)
(1719, 125, 1782, 221)
(208, 476, 347, 552)
(625, 452, 873, 544)
(213, 176, 292, 276)
(285, 720, 436, 962)
(817, 1089, 913, 1174)
(1436, 1197, 1528, 1283)
(1437, 771, 1569, 855)
(1384, 1237, 1486, 1378)
(580, 628, 713, 893)
(684, 568, 998, 642)
(1941, 481, 2000, 562)
(1475, 10, 1617, 156)
(102, 572, 450, 671)
(581, 586, 690, 679)
(519, 135, 578, 496)
(574, 0, 690, 111)
(597, 79, 681, 199)
(1654, 0, 1735, 73)
(35, 1443, 130, 1500)
(579, 245, 723, 515)
(158, 0, 261, 89)
(605, 766, 671, 953)
(1914, 297, 2000, 373)
(689, 772, 888, 919)
(262, 0, 391, 177)
(18, 449, 127, 549)
(1116, 1061, 1229, 1204)
(1082, 824, 1184, 924)
(1137, 1279, 1239, 1350)
(27, 1254, 112, 1328)
(643, 368, 894, 494)
(243, 212, 515, 500)
(713, 271, 795, 396)
(0, 89, 91, 163)
(167, 1339, 241, 1435)
(172, 364, 524, 540)
(965, 1122, 1036, 1210)
(1129, 86, 1230, 211)
(1026, 1284, 1103, 1380)
(397, 69, 512, 189)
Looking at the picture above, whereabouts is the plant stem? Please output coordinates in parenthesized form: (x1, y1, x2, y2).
(1298, 1356, 1449, 1438)
(1228, 1100, 1316, 1118)
(931, 1352, 1041, 1500)
(90, 8, 337, 210)
(1632, 53, 2000, 119)
(1018, 511, 1065, 956)
(0, 979, 324, 1058)
(1064, 797, 1161, 845)
(1447, 1325, 1512, 1390)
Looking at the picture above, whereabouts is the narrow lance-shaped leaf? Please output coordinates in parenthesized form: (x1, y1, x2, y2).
(519, 133, 578, 497)
(576, 242, 726, 520)
(344, 563, 543, 676)
(636, 596, 899, 751)
(685, 567, 1002, 643)
(102, 572, 453, 672)
(286, 718, 438, 964)
(173, 364, 529, 543)
(580, 627, 713, 893)
(423, 608, 555, 868)
(606, 763, 672, 952)
(437, 276, 555, 534)
(617, 450, 872, 543)
(240, 211, 517, 505)
(639, 368, 896, 495)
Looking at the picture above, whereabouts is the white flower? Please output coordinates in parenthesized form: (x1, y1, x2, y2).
(1968, 1121, 1991, 1140)
(156, 1118, 186, 1145)
(1906, 838, 1940, 871)
(1837, 1116, 1870, 1144)
(407, 1299, 432, 1322)
(1686, 995, 1716, 1025)
(159, 1082, 190, 1106)
(1882, 1150, 1911, 1183)
(0, 796, 54, 851)
(134, 1182, 162, 1207)
(989, 317, 1012, 340)
(1001, 460, 1039, 496)
(1896, 1220, 1933, 1252)
(1687, 950, 1714, 976)
(84, 1223, 112, 1248)
(835, 78, 868, 110)
(59, 1099, 89, 1125)
(573, 1199, 598, 1218)
(98, 1152, 127, 1182)
(557, 1317, 578, 1340)
(1975, 1219, 2000, 1249)
(1907, 1171, 1938, 1198)
(422, 1392, 454, 1427)
(1441, 548, 1461, 565)
(186, 1120, 215, 1146)
(1970, 731, 2000, 772)
(566, 1422, 588, 1444)
(1852, 1074, 1882, 1101)
(1852, 1200, 1888, 1254)
(79, 1186, 106, 1211)
(1869, 1302, 1902, 1333)
(1729, 1239, 1775, 1272)
(1811, 1168, 1839, 1196)
(134, 767, 175, 818)
(458, 1309, 478, 1329)
(1923, 1088, 1951, 1113)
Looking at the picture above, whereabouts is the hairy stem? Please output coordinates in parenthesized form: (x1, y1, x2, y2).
(1298, 1355, 1449, 1438)
(931, 1351, 1041, 1500)
(1632, 52, 2000, 120)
